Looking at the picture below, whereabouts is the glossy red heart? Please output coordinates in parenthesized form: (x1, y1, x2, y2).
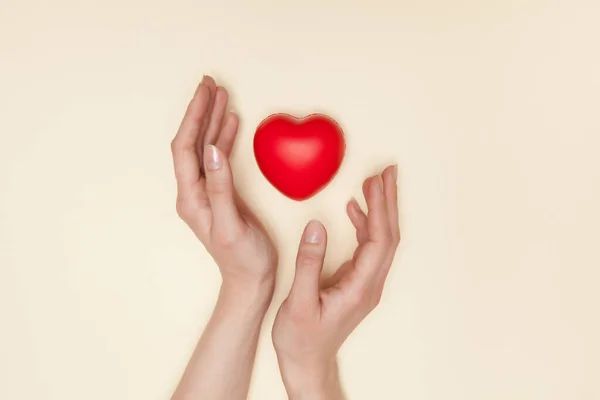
(253, 113, 345, 201)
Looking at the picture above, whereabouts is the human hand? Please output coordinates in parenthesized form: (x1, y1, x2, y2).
(272, 165, 400, 400)
(171, 76, 278, 305)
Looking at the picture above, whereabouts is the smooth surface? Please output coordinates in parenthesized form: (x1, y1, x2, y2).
(1, 1, 599, 399)
(254, 113, 345, 201)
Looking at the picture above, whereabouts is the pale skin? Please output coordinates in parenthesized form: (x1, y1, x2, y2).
(170, 76, 400, 400)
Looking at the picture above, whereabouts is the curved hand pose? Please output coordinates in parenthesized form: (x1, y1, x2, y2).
(170, 76, 400, 400)
(272, 165, 399, 400)
(170, 76, 277, 400)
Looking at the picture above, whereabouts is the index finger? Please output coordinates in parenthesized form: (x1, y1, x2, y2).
(171, 83, 210, 188)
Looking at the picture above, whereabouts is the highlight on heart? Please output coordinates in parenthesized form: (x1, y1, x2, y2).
(253, 113, 346, 201)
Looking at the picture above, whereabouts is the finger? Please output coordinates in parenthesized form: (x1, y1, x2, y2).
(289, 220, 327, 308)
(171, 83, 211, 188)
(203, 86, 229, 147)
(196, 76, 217, 160)
(361, 176, 372, 201)
(215, 112, 239, 157)
(346, 198, 368, 245)
(364, 174, 392, 243)
(374, 165, 401, 287)
(203, 144, 243, 232)
(382, 164, 400, 244)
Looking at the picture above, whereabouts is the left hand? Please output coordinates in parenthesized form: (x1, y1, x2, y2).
(171, 76, 278, 300)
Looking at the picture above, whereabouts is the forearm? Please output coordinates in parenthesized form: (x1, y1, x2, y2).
(172, 280, 273, 400)
(277, 357, 345, 400)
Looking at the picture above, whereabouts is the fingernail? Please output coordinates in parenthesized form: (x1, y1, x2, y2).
(194, 79, 204, 95)
(392, 164, 398, 181)
(205, 145, 222, 170)
(376, 175, 384, 193)
(197, 76, 206, 91)
(304, 220, 324, 244)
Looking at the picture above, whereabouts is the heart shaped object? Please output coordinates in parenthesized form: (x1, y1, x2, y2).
(253, 113, 345, 201)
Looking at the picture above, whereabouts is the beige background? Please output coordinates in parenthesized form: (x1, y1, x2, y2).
(1, 1, 599, 399)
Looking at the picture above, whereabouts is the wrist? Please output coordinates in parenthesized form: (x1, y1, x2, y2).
(278, 357, 344, 400)
(219, 276, 275, 316)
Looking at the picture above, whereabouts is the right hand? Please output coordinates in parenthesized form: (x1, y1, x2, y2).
(272, 165, 401, 399)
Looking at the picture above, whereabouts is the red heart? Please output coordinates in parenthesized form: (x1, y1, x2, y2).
(253, 113, 346, 201)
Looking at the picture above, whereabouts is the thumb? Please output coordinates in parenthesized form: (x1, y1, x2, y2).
(289, 220, 327, 308)
(203, 144, 243, 233)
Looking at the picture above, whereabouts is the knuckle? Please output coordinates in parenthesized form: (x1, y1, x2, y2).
(369, 290, 383, 310)
(206, 180, 230, 196)
(278, 299, 304, 321)
(170, 138, 181, 154)
(346, 281, 384, 312)
(286, 301, 312, 324)
(212, 225, 245, 247)
(297, 251, 323, 269)
(368, 279, 386, 310)
(382, 232, 394, 247)
(391, 229, 401, 246)
(347, 284, 368, 308)
(175, 196, 193, 219)
(373, 234, 392, 248)
(279, 299, 293, 316)
(289, 304, 309, 321)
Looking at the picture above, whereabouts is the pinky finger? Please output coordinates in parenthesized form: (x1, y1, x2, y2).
(215, 112, 239, 158)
